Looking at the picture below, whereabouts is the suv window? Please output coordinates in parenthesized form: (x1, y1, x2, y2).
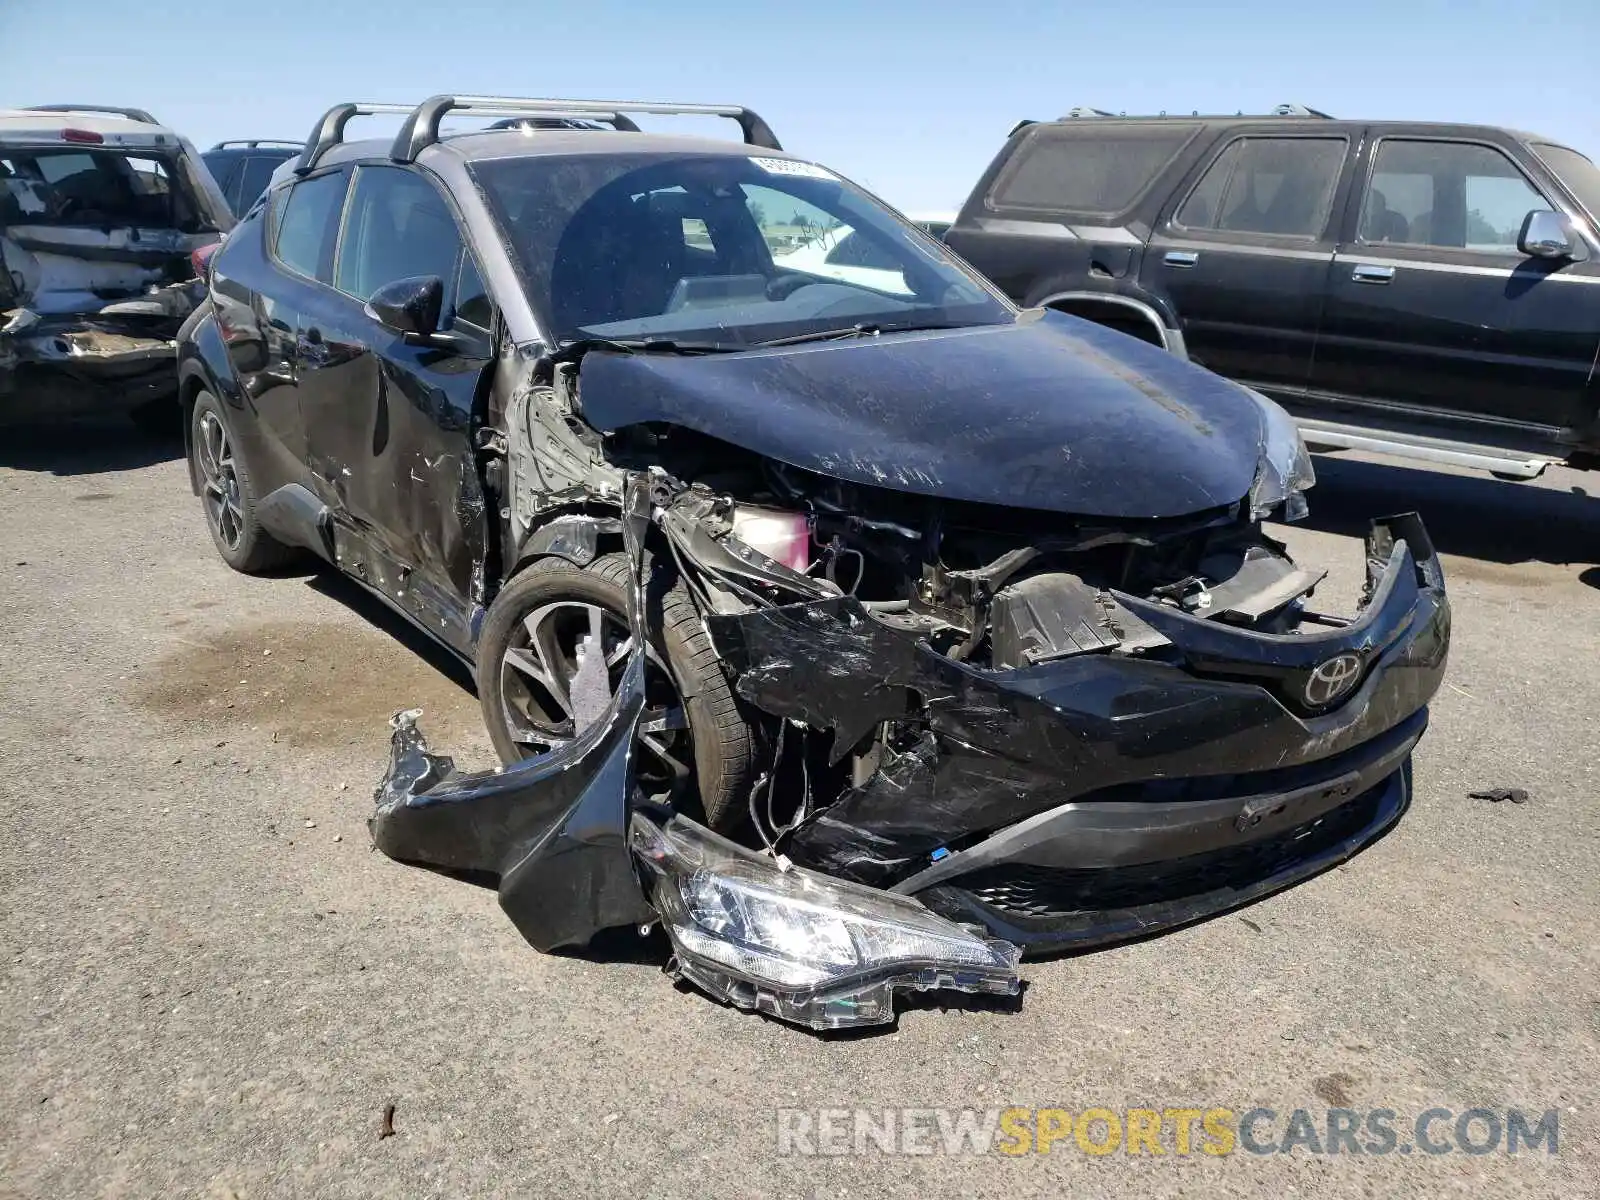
(1361, 140, 1550, 253)
(335, 166, 461, 303)
(471, 152, 1008, 346)
(454, 253, 492, 329)
(1176, 137, 1346, 237)
(273, 170, 349, 282)
(0, 148, 200, 230)
(826, 231, 900, 269)
(989, 124, 1200, 216)
(236, 157, 282, 215)
(1532, 143, 1600, 224)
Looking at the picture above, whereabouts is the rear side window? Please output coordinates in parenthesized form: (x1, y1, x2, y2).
(334, 166, 461, 303)
(988, 125, 1199, 216)
(237, 157, 283, 214)
(1176, 137, 1347, 237)
(273, 170, 349, 282)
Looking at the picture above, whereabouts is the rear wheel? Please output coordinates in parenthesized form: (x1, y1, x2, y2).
(477, 552, 755, 827)
(189, 390, 296, 573)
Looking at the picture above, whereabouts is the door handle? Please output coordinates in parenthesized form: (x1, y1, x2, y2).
(1351, 264, 1395, 285)
(1164, 250, 1199, 268)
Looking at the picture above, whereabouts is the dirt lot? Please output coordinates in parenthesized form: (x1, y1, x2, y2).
(2, 422, 1597, 1198)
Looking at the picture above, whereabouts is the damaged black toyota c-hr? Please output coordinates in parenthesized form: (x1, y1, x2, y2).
(176, 95, 1449, 1031)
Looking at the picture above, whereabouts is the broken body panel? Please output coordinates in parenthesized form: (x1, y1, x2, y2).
(1, 113, 230, 420)
(374, 349, 1448, 1024)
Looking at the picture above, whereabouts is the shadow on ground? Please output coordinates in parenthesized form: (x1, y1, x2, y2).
(1302, 453, 1600, 568)
(0, 417, 184, 476)
(302, 568, 478, 696)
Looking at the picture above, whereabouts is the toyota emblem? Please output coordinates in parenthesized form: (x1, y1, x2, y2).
(1304, 652, 1363, 706)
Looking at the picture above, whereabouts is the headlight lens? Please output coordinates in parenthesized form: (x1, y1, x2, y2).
(1246, 389, 1316, 522)
(632, 813, 1021, 1030)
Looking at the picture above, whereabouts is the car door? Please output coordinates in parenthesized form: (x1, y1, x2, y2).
(297, 162, 494, 654)
(1309, 132, 1600, 432)
(209, 165, 349, 487)
(1144, 131, 1353, 393)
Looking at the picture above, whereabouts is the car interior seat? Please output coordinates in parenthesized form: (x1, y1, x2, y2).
(1364, 189, 1410, 243)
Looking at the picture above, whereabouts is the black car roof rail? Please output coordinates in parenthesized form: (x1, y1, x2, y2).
(388, 94, 782, 162)
(24, 103, 159, 125)
(1053, 102, 1335, 120)
(295, 103, 417, 174)
(210, 139, 303, 150)
(1009, 102, 1335, 137)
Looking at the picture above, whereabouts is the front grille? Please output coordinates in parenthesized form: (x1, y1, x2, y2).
(952, 786, 1385, 920)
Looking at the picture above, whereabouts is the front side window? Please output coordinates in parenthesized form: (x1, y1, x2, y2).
(470, 153, 1009, 347)
(334, 166, 461, 303)
(273, 170, 349, 282)
(454, 253, 492, 329)
(1532, 143, 1600, 224)
(988, 125, 1199, 216)
(1360, 140, 1550, 253)
(1176, 137, 1346, 237)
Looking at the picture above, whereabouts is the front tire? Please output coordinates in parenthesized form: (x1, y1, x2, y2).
(189, 390, 296, 574)
(477, 552, 755, 828)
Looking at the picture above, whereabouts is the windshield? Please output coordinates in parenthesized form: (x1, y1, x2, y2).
(1533, 143, 1600, 223)
(469, 152, 1013, 346)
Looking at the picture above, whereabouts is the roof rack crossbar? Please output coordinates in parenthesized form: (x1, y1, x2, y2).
(24, 104, 158, 125)
(295, 103, 415, 174)
(210, 139, 304, 150)
(389, 94, 781, 162)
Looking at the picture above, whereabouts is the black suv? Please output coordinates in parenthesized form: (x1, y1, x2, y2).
(176, 95, 1447, 1030)
(201, 140, 301, 218)
(945, 105, 1600, 479)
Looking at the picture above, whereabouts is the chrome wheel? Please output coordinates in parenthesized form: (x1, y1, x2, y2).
(499, 600, 692, 793)
(195, 409, 243, 551)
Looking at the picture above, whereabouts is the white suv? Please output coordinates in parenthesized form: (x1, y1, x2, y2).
(1, 105, 232, 426)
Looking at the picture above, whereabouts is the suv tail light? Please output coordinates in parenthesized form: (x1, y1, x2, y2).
(61, 128, 104, 144)
(190, 242, 220, 282)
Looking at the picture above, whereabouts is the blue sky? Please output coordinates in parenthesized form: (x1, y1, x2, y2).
(2, 0, 1596, 211)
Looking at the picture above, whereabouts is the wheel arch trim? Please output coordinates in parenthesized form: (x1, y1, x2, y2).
(1035, 290, 1188, 359)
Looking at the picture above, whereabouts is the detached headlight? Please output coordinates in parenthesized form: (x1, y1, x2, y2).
(1246, 389, 1316, 523)
(631, 813, 1021, 1030)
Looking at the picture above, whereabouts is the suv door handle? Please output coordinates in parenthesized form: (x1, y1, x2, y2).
(1164, 251, 1199, 268)
(1351, 264, 1395, 285)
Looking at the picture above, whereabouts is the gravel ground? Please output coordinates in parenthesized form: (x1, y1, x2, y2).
(2, 421, 1597, 1199)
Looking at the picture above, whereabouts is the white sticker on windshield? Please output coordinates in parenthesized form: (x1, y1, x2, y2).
(749, 157, 837, 180)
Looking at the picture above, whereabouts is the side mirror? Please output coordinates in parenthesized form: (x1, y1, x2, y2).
(1517, 210, 1575, 260)
(364, 275, 444, 340)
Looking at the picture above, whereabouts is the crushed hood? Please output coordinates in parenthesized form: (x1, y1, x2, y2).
(576, 309, 1266, 520)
